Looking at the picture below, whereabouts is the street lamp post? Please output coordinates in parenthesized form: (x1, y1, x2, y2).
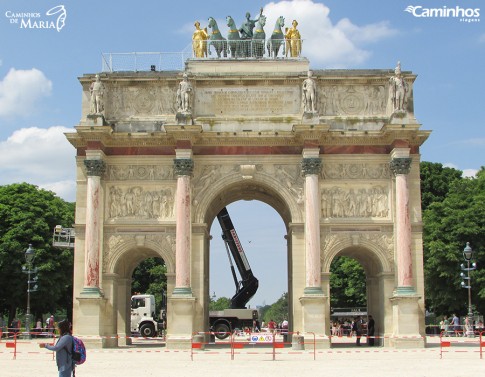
(22, 244, 38, 339)
(460, 242, 476, 338)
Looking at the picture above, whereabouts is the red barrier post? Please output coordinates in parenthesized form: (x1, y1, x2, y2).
(5, 332, 17, 359)
(439, 332, 451, 359)
(480, 331, 485, 359)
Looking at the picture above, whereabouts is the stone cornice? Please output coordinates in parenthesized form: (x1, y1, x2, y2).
(67, 123, 430, 151)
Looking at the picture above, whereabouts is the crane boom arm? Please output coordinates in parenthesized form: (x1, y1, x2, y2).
(216, 207, 259, 309)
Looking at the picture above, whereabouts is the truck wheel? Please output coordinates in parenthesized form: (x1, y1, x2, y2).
(140, 323, 156, 337)
(214, 323, 231, 339)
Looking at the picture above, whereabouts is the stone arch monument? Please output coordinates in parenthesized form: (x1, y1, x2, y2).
(67, 57, 430, 349)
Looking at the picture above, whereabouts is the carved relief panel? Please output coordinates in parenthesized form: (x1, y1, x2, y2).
(103, 83, 177, 119)
(107, 164, 174, 181)
(321, 162, 391, 180)
(317, 84, 387, 116)
(321, 185, 390, 219)
(106, 185, 175, 221)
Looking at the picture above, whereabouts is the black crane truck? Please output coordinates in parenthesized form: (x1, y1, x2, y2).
(209, 207, 259, 339)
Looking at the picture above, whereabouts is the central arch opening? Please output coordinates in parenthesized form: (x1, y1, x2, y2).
(209, 200, 287, 309)
(202, 174, 296, 334)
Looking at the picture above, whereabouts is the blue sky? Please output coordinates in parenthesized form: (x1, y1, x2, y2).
(1, 0, 484, 306)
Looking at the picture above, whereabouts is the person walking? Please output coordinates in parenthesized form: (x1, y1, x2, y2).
(354, 316, 363, 346)
(367, 315, 375, 346)
(39, 319, 74, 377)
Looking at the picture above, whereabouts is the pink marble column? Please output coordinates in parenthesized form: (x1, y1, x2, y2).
(390, 157, 414, 292)
(83, 159, 106, 292)
(302, 157, 323, 294)
(173, 158, 194, 295)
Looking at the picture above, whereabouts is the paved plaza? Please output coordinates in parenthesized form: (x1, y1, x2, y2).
(0, 336, 483, 377)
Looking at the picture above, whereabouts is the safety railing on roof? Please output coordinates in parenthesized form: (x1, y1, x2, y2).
(102, 39, 304, 72)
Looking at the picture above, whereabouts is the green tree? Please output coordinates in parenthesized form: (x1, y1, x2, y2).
(423, 167, 485, 316)
(132, 257, 167, 314)
(209, 296, 231, 311)
(420, 161, 462, 212)
(0, 183, 74, 325)
(330, 256, 366, 308)
(262, 292, 288, 324)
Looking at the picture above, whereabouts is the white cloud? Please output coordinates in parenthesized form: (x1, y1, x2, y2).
(261, 0, 397, 67)
(479, 33, 485, 43)
(0, 126, 77, 201)
(462, 169, 478, 178)
(0, 68, 52, 118)
(443, 162, 458, 170)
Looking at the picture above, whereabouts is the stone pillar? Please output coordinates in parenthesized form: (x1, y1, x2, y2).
(166, 151, 196, 349)
(173, 156, 194, 295)
(389, 151, 414, 293)
(301, 153, 322, 294)
(82, 158, 106, 295)
(299, 149, 329, 348)
(389, 148, 424, 348)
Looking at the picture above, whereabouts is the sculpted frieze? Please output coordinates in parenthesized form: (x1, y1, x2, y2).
(318, 85, 386, 116)
(107, 165, 174, 181)
(107, 185, 175, 220)
(322, 163, 391, 180)
(321, 185, 389, 219)
(104, 84, 177, 119)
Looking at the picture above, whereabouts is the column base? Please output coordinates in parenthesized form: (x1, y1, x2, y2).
(80, 286, 104, 297)
(172, 287, 193, 296)
(299, 292, 328, 340)
(165, 294, 196, 350)
(389, 292, 425, 348)
(75, 294, 108, 348)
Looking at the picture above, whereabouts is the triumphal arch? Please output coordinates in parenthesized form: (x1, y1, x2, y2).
(67, 20, 430, 349)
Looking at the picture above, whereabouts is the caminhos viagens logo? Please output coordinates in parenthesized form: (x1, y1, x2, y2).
(5, 4, 67, 31)
(405, 5, 480, 22)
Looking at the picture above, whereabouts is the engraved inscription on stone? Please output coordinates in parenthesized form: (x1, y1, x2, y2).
(195, 87, 300, 116)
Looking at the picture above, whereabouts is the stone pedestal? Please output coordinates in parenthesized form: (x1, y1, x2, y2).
(76, 295, 108, 348)
(86, 114, 106, 126)
(389, 294, 425, 348)
(299, 294, 330, 349)
(165, 295, 196, 349)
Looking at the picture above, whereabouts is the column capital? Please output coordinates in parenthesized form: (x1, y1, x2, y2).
(390, 157, 412, 176)
(301, 157, 322, 176)
(84, 159, 106, 177)
(173, 158, 194, 176)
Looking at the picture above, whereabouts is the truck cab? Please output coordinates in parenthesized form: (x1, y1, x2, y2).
(131, 294, 160, 337)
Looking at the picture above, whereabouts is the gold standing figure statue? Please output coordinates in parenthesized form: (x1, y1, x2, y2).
(285, 19, 302, 57)
(192, 21, 209, 58)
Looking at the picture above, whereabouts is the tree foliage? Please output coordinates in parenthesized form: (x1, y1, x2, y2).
(209, 296, 231, 311)
(0, 183, 75, 325)
(420, 161, 462, 212)
(261, 292, 288, 324)
(330, 256, 366, 308)
(423, 165, 485, 316)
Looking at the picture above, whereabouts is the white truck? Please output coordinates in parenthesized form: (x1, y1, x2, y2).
(130, 294, 165, 337)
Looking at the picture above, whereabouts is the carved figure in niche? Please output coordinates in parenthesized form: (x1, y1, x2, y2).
(285, 19, 302, 57)
(90, 74, 105, 114)
(302, 70, 317, 113)
(388, 61, 409, 114)
(176, 73, 193, 113)
(239, 8, 263, 57)
(192, 21, 208, 58)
